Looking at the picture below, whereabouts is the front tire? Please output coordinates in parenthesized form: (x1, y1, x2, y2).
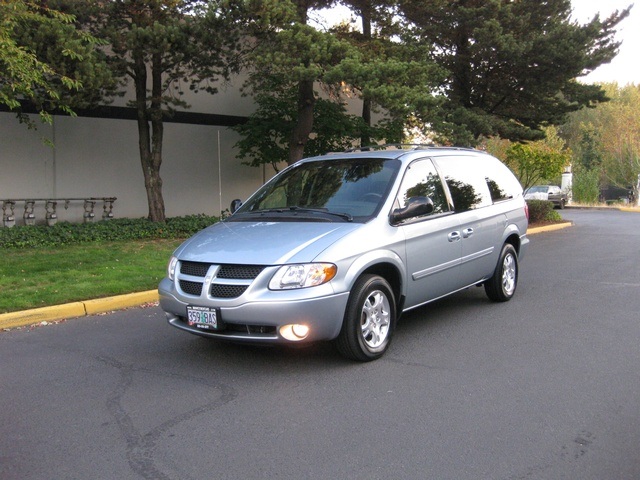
(484, 244, 518, 302)
(336, 275, 396, 361)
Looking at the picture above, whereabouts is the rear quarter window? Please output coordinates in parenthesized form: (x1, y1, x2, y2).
(484, 159, 523, 202)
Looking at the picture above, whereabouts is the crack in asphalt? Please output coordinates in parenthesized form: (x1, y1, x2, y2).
(97, 355, 238, 480)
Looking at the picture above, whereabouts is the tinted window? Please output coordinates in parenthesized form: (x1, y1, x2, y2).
(434, 156, 492, 212)
(486, 162, 523, 202)
(395, 159, 449, 215)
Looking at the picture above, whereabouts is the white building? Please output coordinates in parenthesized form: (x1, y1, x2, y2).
(1, 77, 280, 225)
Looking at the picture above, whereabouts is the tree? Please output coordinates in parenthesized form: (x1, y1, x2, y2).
(571, 165, 600, 204)
(331, 0, 445, 146)
(236, 0, 443, 169)
(561, 83, 640, 202)
(503, 127, 571, 191)
(398, 0, 631, 145)
(234, 78, 395, 171)
(0, 0, 110, 128)
(239, 0, 360, 166)
(64, 0, 244, 222)
(334, 0, 397, 145)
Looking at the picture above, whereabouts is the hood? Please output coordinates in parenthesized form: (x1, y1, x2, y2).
(524, 191, 548, 201)
(175, 220, 362, 265)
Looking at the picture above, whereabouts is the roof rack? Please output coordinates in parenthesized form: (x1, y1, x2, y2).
(343, 143, 479, 153)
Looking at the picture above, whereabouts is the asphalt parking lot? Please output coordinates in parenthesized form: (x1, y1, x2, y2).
(1, 208, 639, 480)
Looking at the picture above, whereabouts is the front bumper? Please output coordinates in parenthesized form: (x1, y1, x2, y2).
(159, 281, 350, 344)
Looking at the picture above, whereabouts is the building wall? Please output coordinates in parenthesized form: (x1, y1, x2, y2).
(1, 112, 271, 224)
(1, 76, 368, 225)
(0, 77, 280, 225)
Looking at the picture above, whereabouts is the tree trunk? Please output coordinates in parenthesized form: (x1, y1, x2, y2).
(360, 3, 372, 147)
(288, 78, 315, 165)
(133, 51, 166, 222)
(287, 0, 315, 165)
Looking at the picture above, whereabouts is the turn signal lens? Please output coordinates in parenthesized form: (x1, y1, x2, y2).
(167, 256, 178, 281)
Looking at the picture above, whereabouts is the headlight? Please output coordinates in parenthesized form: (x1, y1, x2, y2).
(167, 256, 178, 281)
(269, 263, 337, 290)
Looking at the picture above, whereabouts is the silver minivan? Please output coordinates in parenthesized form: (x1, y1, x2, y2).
(158, 146, 529, 361)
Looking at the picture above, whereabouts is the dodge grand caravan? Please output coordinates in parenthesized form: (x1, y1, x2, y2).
(158, 146, 529, 361)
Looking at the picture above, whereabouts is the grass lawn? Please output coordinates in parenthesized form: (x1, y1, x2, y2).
(0, 239, 182, 313)
(0, 205, 585, 314)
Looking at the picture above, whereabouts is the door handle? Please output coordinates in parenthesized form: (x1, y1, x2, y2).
(462, 228, 474, 238)
(448, 231, 461, 242)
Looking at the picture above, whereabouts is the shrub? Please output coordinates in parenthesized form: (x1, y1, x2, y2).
(0, 214, 220, 249)
(526, 200, 562, 224)
(572, 168, 600, 204)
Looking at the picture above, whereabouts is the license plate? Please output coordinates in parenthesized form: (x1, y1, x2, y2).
(186, 306, 218, 330)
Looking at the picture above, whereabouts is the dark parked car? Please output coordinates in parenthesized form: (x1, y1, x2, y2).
(524, 185, 568, 209)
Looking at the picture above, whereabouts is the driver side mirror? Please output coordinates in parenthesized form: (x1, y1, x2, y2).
(230, 199, 243, 214)
(390, 196, 434, 223)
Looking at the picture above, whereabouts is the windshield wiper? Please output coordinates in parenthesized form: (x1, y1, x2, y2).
(243, 207, 352, 222)
(289, 207, 353, 222)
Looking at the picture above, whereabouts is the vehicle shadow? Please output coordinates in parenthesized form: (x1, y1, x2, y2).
(395, 285, 491, 331)
(166, 286, 496, 369)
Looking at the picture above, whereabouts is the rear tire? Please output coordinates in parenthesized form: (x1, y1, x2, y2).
(336, 275, 396, 361)
(484, 244, 518, 302)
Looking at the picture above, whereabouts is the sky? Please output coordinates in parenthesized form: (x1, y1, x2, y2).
(572, 0, 638, 85)
(318, 1, 638, 85)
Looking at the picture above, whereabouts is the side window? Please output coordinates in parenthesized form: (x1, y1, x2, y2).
(485, 161, 523, 202)
(395, 159, 449, 215)
(486, 178, 509, 202)
(434, 156, 492, 212)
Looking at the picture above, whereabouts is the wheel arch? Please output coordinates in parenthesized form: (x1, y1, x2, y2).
(360, 262, 404, 312)
(340, 249, 406, 306)
(501, 219, 524, 256)
(505, 232, 521, 254)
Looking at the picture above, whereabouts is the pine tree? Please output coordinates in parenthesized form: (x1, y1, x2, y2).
(398, 0, 631, 144)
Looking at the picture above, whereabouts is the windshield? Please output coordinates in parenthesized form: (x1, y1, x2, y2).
(527, 186, 548, 193)
(232, 158, 400, 222)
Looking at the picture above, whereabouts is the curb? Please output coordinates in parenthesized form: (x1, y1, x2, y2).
(2, 220, 578, 331)
(526, 221, 573, 235)
(0, 290, 159, 330)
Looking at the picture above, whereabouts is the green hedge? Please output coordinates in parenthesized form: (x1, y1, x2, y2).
(0, 214, 220, 249)
(526, 200, 562, 224)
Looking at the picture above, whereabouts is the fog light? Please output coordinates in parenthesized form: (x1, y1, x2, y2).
(280, 324, 310, 341)
(292, 324, 309, 338)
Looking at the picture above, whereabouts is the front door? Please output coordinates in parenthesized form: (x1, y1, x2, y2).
(394, 158, 462, 307)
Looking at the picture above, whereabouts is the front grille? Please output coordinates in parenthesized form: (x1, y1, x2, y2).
(211, 284, 248, 298)
(180, 261, 209, 277)
(218, 265, 265, 279)
(180, 262, 265, 280)
(176, 262, 267, 299)
(180, 280, 203, 296)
